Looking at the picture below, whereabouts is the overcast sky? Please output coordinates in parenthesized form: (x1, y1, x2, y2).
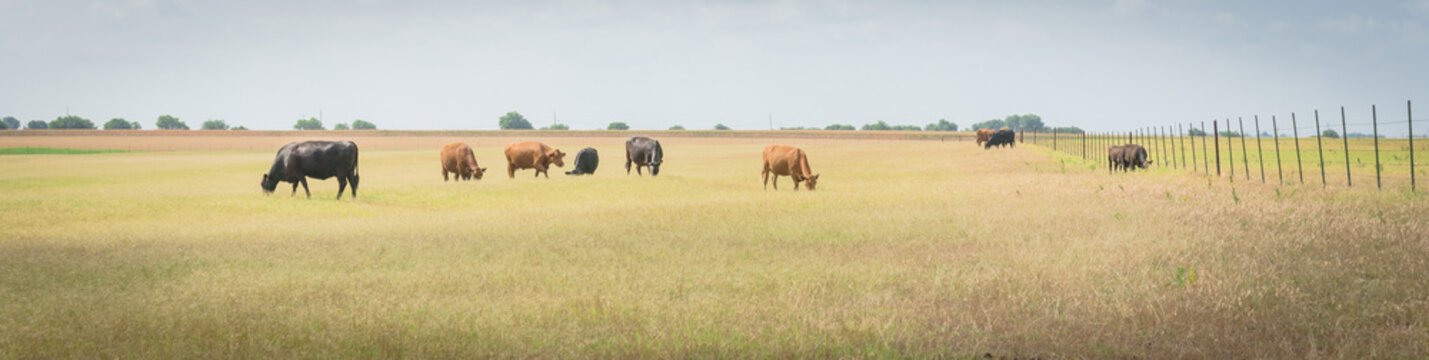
(2, 0, 1426, 132)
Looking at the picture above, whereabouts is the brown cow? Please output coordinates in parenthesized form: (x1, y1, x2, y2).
(975, 129, 994, 146)
(504, 141, 566, 178)
(761, 145, 819, 191)
(440, 142, 486, 181)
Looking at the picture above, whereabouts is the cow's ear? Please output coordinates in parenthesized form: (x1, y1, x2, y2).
(263, 174, 269, 181)
(809, 174, 819, 180)
(479, 167, 487, 172)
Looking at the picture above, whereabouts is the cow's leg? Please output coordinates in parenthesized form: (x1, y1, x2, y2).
(762, 166, 770, 190)
(337, 176, 347, 200)
(443, 170, 449, 181)
(626, 158, 632, 175)
(772, 175, 778, 190)
(636, 164, 643, 176)
(291, 182, 299, 196)
(300, 178, 311, 198)
(795, 178, 801, 190)
(508, 163, 516, 179)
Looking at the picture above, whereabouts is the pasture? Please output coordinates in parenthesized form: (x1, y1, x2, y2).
(1, 133, 1425, 358)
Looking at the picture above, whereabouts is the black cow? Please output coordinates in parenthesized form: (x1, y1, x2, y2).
(1114, 144, 1150, 171)
(261, 141, 360, 199)
(625, 136, 663, 176)
(566, 147, 599, 175)
(984, 129, 1016, 149)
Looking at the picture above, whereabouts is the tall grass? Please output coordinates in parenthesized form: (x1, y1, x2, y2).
(0, 139, 1424, 358)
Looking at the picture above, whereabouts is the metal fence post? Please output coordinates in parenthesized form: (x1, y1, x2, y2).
(1292, 113, 1304, 184)
(1255, 116, 1264, 183)
(1239, 118, 1249, 180)
(1189, 123, 1197, 173)
(1342, 106, 1351, 187)
(1411, 100, 1416, 192)
(1202, 121, 1210, 175)
(1214, 120, 1221, 177)
(1315, 110, 1326, 188)
(1273, 116, 1282, 184)
(1373, 104, 1381, 190)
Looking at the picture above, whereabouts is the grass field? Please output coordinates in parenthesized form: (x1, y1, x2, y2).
(1, 134, 1426, 358)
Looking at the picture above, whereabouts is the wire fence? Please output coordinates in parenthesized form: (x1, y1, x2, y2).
(1028, 100, 1425, 191)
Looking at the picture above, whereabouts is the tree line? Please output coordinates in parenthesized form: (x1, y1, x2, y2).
(0, 115, 381, 131)
(492, 111, 1059, 133)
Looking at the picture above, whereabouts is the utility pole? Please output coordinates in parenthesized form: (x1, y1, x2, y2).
(768, 114, 773, 130)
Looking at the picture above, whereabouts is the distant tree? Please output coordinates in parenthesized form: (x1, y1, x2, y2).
(104, 118, 136, 130)
(970, 119, 1008, 130)
(201, 119, 229, 130)
(0, 120, 7, 130)
(714, 123, 731, 130)
(1321, 129, 1339, 138)
(333, 123, 350, 130)
(861, 120, 891, 131)
(1019, 114, 1045, 130)
(50, 115, 95, 129)
(825, 124, 856, 130)
(780, 126, 813, 130)
(351, 119, 376, 130)
(155, 115, 188, 130)
(232, 126, 249, 130)
(607, 122, 630, 130)
(293, 117, 324, 130)
(1218, 130, 1241, 137)
(1188, 128, 1207, 137)
(541, 123, 570, 130)
(925, 119, 958, 131)
(1049, 126, 1084, 134)
(499, 111, 533, 130)
(669, 125, 686, 130)
(27, 120, 47, 129)
(2, 117, 18, 130)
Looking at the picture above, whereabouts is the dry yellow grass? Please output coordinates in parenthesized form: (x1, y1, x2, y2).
(0, 134, 1424, 358)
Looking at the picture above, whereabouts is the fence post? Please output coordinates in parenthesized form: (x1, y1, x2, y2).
(1239, 118, 1249, 180)
(1410, 100, 1416, 192)
(1189, 123, 1197, 173)
(1164, 126, 1173, 168)
(1053, 128, 1057, 151)
(1273, 116, 1282, 184)
(1255, 115, 1264, 183)
(1082, 131, 1087, 160)
(1315, 110, 1326, 188)
(1292, 113, 1304, 184)
(1179, 124, 1187, 171)
(1227, 119, 1235, 182)
(1019, 127, 1024, 143)
(1214, 120, 1221, 177)
(1202, 121, 1210, 175)
(1373, 104, 1381, 190)
(1341, 106, 1351, 187)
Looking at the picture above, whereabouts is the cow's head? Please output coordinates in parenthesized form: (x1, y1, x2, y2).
(804, 174, 819, 190)
(473, 167, 487, 180)
(549, 149, 566, 167)
(261, 174, 278, 194)
(648, 159, 662, 176)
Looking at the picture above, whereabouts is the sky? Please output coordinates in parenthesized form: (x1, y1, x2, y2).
(1, 0, 1427, 133)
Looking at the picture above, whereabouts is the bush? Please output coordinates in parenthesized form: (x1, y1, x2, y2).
(541, 123, 570, 130)
(333, 123, 350, 130)
(200, 119, 229, 130)
(669, 125, 685, 130)
(824, 124, 855, 130)
(1188, 128, 1208, 137)
(27, 120, 47, 129)
(1321, 129, 1339, 138)
(925, 119, 958, 131)
(294, 118, 324, 130)
(50, 116, 96, 129)
(104, 118, 137, 130)
(714, 123, 731, 130)
(352, 120, 376, 130)
(156, 115, 188, 130)
(232, 126, 249, 130)
(607, 122, 630, 130)
(499, 112, 533, 130)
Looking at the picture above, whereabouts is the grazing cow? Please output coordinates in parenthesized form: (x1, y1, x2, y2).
(761, 145, 819, 191)
(975, 129, 995, 146)
(261, 140, 360, 199)
(625, 136, 664, 176)
(440, 142, 486, 181)
(984, 129, 1016, 149)
(566, 147, 599, 175)
(1107, 145, 1128, 173)
(1119, 144, 1151, 170)
(504, 141, 566, 178)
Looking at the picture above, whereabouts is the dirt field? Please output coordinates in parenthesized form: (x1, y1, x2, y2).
(1, 132, 1425, 358)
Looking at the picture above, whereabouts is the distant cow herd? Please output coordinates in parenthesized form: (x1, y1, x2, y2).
(260, 130, 1153, 199)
